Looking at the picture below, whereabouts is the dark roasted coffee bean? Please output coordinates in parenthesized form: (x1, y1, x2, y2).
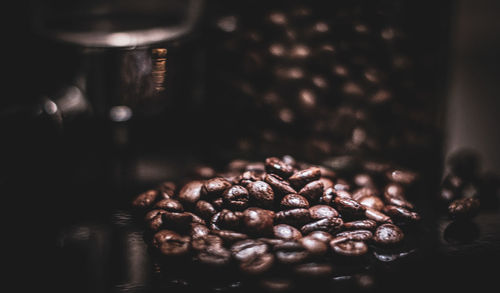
(448, 198, 480, 220)
(265, 173, 297, 196)
(365, 208, 392, 223)
(374, 224, 404, 245)
(132, 190, 158, 209)
(202, 178, 232, 198)
(281, 194, 310, 209)
(358, 195, 385, 211)
(386, 169, 417, 185)
(384, 183, 406, 200)
(212, 197, 224, 210)
(383, 205, 420, 222)
(319, 187, 334, 205)
(299, 180, 324, 202)
(190, 223, 210, 239)
(330, 240, 368, 257)
(288, 167, 321, 189)
(293, 262, 332, 277)
(152, 230, 190, 256)
(223, 185, 249, 211)
(191, 235, 223, 251)
(336, 230, 373, 241)
(195, 200, 217, 220)
(187, 212, 205, 225)
(334, 197, 365, 217)
(212, 229, 248, 244)
(154, 198, 184, 212)
(265, 157, 294, 178)
(319, 177, 334, 190)
(354, 174, 375, 188)
(306, 231, 332, 243)
(211, 209, 241, 230)
(243, 208, 274, 236)
(343, 220, 377, 231)
(162, 211, 193, 230)
(299, 236, 328, 256)
(231, 239, 269, 262)
(239, 252, 274, 275)
(309, 205, 339, 220)
(178, 181, 204, 205)
(239, 170, 266, 185)
(275, 208, 311, 227)
(145, 209, 167, 231)
(300, 217, 343, 235)
(334, 178, 351, 191)
(352, 187, 377, 201)
(197, 245, 231, 266)
(192, 166, 216, 179)
(158, 181, 176, 199)
(245, 162, 266, 172)
(274, 241, 310, 264)
(317, 166, 336, 179)
(247, 181, 275, 208)
(273, 224, 303, 240)
(386, 197, 414, 210)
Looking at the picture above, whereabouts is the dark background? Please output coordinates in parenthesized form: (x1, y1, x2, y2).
(3, 1, 500, 292)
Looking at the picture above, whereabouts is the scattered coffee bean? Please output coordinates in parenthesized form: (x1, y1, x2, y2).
(374, 224, 404, 245)
(247, 181, 275, 208)
(280, 194, 310, 209)
(132, 190, 158, 210)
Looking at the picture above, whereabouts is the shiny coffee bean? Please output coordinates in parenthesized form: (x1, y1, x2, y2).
(162, 211, 193, 230)
(306, 231, 332, 243)
(132, 189, 158, 210)
(319, 187, 335, 205)
(288, 167, 321, 189)
(335, 230, 373, 241)
(448, 197, 480, 220)
(197, 245, 231, 266)
(352, 187, 377, 201)
(195, 200, 217, 220)
(152, 230, 190, 256)
(298, 180, 324, 202)
(190, 223, 210, 239)
(247, 181, 275, 208)
(275, 208, 311, 227)
(154, 198, 184, 212)
(358, 195, 385, 211)
(145, 209, 167, 231)
(374, 224, 404, 245)
(178, 181, 204, 205)
(239, 170, 266, 185)
(386, 169, 417, 185)
(343, 220, 377, 231)
(187, 212, 205, 225)
(231, 239, 269, 262)
(158, 181, 176, 199)
(202, 178, 232, 198)
(309, 205, 339, 220)
(299, 236, 328, 256)
(383, 205, 420, 222)
(334, 197, 366, 217)
(385, 197, 414, 210)
(274, 241, 310, 264)
(384, 183, 406, 200)
(334, 178, 351, 191)
(212, 229, 248, 244)
(300, 217, 343, 235)
(211, 209, 241, 230)
(243, 208, 274, 236)
(239, 253, 275, 275)
(365, 208, 392, 223)
(265, 157, 294, 178)
(273, 224, 303, 240)
(191, 234, 223, 251)
(293, 262, 333, 277)
(330, 240, 368, 257)
(265, 173, 297, 196)
(354, 174, 375, 188)
(223, 185, 249, 210)
(319, 177, 334, 190)
(280, 194, 310, 209)
(211, 197, 224, 210)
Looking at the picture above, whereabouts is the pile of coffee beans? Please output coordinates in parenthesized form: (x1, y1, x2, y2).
(132, 155, 420, 281)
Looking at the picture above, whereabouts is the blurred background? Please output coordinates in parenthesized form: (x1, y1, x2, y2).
(3, 0, 500, 292)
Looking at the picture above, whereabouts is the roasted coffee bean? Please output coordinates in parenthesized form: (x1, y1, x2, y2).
(275, 208, 311, 227)
(243, 207, 274, 236)
(223, 185, 250, 210)
(178, 181, 204, 205)
(335, 230, 373, 241)
(288, 167, 321, 189)
(154, 198, 184, 212)
(385, 197, 414, 210)
(239, 170, 266, 185)
(300, 217, 343, 235)
(334, 197, 365, 217)
(293, 262, 333, 277)
(306, 231, 332, 243)
(358, 195, 385, 211)
(354, 174, 375, 188)
(247, 181, 275, 208)
(265, 173, 297, 196)
(330, 240, 368, 257)
(365, 208, 392, 223)
(212, 197, 224, 210)
(195, 200, 217, 220)
(192, 166, 216, 179)
(280, 194, 310, 209)
(265, 157, 294, 178)
(334, 179, 351, 191)
(228, 159, 250, 172)
(319, 177, 334, 189)
(187, 212, 205, 225)
(273, 224, 303, 240)
(245, 162, 266, 172)
(152, 230, 190, 256)
(384, 183, 406, 200)
(298, 180, 324, 202)
(158, 181, 176, 199)
(162, 211, 193, 230)
(212, 230, 249, 244)
(239, 252, 275, 274)
(374, 224, 404, 245)
(211, 209, 241, 230)
(299, 236, 328, 256)
(231, 239, 269, 262)
(191, 235, 223, 251)
(386, 169, 417, 185)
(202, 178, 232, 198)
(132, 190, 158, 209)
(448, 198, 480, 220)
(145, 209, 167, 231)
(309, 205, 339, 220)
(383, 205, 420, 222)
(190, 223, 210, 239)
(352, 187, 377, 201)
(274, 241, 310, 264)
(343, 220, 377, 231)
(197, 245, 231, 266)
(319, 187, 335, 205)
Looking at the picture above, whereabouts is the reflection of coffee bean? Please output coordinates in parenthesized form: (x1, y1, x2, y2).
(448, 198, 480, 220)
